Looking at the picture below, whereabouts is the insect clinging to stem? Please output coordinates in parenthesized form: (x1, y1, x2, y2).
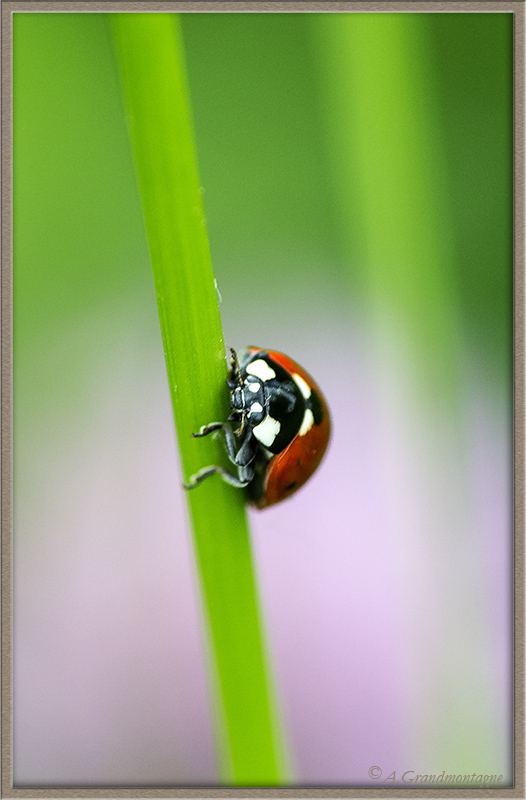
(184, 347, 331, 509)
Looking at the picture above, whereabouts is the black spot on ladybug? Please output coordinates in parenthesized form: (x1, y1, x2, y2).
(285, 481, 297, 491)
(309, 388, 323, 426)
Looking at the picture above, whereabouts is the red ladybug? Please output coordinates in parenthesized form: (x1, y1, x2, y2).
(184, 347, 331, 508)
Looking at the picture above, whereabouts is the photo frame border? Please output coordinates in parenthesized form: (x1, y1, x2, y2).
(2, 1, 524, 796)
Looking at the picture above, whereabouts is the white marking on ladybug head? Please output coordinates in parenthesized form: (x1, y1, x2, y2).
(248, 402, 263, 416)
(299, 408, 314, 436)
(246, 359, 276, 382)
(292, 373, 311, 399)
(253, 415, 281, 447)
(247, 382, 260, 393)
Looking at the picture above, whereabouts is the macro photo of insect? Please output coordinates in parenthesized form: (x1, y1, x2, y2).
(185, 347, 331, 508)
(12, 8, 513, 792)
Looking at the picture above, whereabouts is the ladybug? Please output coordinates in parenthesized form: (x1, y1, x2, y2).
(184, 347, 331, 509)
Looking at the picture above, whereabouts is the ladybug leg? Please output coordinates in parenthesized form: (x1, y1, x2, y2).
(192, 422, 228, 437)
(184, 423, 257, 491)
(234, 430, 257, 467)
(192, 423, 258, 468)
(183, 463, 254, 491)
(192, 422, 238, 463)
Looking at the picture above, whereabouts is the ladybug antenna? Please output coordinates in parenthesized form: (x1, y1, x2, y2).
(229, 348, 246, 436)
(229, 348, 242, 384)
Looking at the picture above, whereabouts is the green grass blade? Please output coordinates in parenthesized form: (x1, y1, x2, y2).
(111, 12, 285, 785)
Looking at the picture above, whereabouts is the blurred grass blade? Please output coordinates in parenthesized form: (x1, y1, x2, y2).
(111, 13, 286, 785)
(314, 14, 462, 403)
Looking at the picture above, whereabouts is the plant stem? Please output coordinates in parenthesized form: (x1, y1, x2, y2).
(111, 12, 286, 785)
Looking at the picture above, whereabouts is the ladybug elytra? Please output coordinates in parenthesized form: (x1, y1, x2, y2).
(184, 347, 331, 508)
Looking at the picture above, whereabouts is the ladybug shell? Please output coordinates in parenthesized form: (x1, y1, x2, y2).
(245, 347, 331, 509)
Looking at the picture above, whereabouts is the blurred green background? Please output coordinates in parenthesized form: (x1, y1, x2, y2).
(13, 11, 512, 787)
